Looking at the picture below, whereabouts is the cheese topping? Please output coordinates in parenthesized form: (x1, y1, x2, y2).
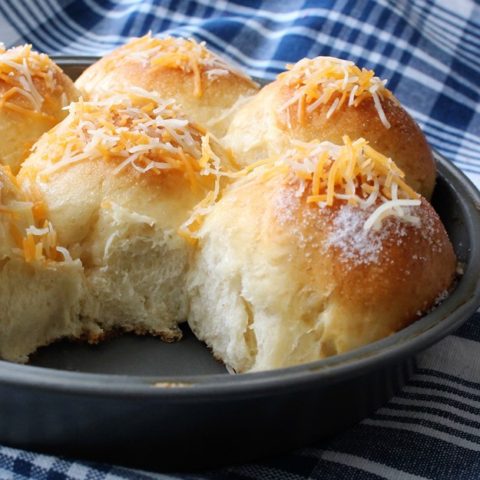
(0, 166, 71, 263)
(278, 57, 392, 128)
(177, 132, 224, 243)
(22, 221, 59, 263)
(106, 34, 256, 97)
(31, 87, 224, 192)
(282, 137, 421, 230)
(182, 137, 421, 240)
(0, 44, 63, 115)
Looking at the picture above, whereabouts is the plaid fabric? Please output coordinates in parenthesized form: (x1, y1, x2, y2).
(0, 0, 479, 478)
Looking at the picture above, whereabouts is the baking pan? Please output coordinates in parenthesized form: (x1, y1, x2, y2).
(0, 59, 478, 471)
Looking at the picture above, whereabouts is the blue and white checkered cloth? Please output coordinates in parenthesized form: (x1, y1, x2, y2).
(0, 1, 479, 478)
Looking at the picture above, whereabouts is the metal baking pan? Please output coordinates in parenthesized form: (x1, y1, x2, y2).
(0, 59, 479, 471)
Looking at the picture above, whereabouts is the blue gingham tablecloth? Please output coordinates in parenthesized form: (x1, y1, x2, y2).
(0, 1, 479, 479)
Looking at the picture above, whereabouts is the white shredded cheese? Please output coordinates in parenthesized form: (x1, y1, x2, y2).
(26, 225, 50, 236)
(56, 246, 72, 262)
(364, 199, 421, 231)
(278, 56, 391, 127)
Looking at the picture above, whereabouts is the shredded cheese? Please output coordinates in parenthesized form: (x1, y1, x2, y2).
(278, 57, 392, 128)
(0, 44, 63, 114)
(363, 199, 421, 231)
(56, 246, 73, 262)
(0, 165, 73, 264)
(32, 87, 226, 197)
(20, 220, 68, 263)
(26, 88, 231, 247)
(104, 34, 256, 98)
(182, 137, 422, 239)
(282, 137, 421, 230)
(177, 132, 225, 243)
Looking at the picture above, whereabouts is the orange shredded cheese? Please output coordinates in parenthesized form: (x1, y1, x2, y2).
(0, 44, 63, 114)
(182, 137, 422, 239)
(282, 137, 421, 230)
(25, 88, 231, 248)
(278, 57, 392, 128)
(105, 34, 256, 98)
(177, 131, 227, 243)
(20, 221, 66, 263)
(0, 165, 71, 264)
(280, 136, 418, 206)
(32, 88, 225, 194)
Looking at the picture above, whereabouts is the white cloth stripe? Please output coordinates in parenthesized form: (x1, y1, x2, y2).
(403, 386, 480, 411)
(431, 0, 476, 26)
(412, 373, 480, 397)
(43, 0, 135, 43)
(423, 130, 480, 159)
(464, 171, 480, 186)
(1, 2, 64, 53)
(410, 3, 479, 53)
(391, 396, 480, 426)
(17, 1, 110, 54)
(35, 0, 120, 49)
(363, 419, 480, 452)
(320, 451, 429, 480)
(378, 0, 480, 69)
(418, 336, 480, 383)
(403, 65, 480, 114)
(415, 113, 480, 147)
(376, 407, 480, 439)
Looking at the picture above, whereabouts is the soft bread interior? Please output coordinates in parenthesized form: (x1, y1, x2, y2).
(80, 201, 189, 340)
(0, 258, 87, 363)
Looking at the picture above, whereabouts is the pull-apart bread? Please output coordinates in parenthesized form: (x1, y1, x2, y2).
(224, 56, 436, 199)
(18, 88, 229, 343)
(186, 138, 456, 373)
(75, 35, 259, 137)
(0, 166, 84, 362)
(0, 36, 457, 371)
(0, 44, 79, 173)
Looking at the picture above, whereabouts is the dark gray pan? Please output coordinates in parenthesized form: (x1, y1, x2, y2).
(0, 58, 478, 471)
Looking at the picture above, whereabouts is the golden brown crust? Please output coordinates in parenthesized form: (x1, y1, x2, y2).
(283, 185, 454, 353)
(278, 86, 436, 199)
(75, 35, 259, 136)
(0, 46, 79, 173)
(225, 60, 436, 199)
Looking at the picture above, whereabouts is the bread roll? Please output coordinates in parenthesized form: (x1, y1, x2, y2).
(0, 166, 86, 362)
(224, 57, 436, 199)
(18, 87, 229, 341)
(0, 44, 79, 173)
(75, 35, 259, 137)
(186, 138, 456, 372)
